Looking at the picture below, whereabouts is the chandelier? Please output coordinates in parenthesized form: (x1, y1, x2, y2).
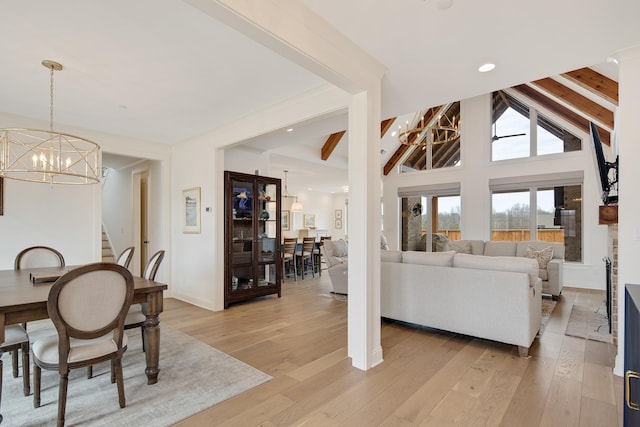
(282, 170, 303, 212)
(397, 108, 460, 146)
(0, 60, 101, 184)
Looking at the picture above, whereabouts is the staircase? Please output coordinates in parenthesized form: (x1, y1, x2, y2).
(102, 226, 116, 263)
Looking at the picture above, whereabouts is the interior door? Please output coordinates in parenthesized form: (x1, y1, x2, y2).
(133, 170, 150, 276)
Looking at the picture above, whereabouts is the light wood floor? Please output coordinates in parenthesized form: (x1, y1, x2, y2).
(162, 273, 623, 427)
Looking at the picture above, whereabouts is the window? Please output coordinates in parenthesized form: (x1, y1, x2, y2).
(491, 183, 582, 262)
(400, 191, 461, 251)
(491, 91, 581, 161)
(402, 102, 461, 172)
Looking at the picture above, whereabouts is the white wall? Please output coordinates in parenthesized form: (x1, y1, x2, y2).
(0, 178, 98, 269)
(614, 46, 640, 376)
(382, 93, 610, 290)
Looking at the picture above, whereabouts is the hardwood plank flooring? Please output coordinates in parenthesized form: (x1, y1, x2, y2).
(163, 275, 621, 426)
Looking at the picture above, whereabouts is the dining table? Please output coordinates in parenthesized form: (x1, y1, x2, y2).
(0, 265, 168, 423)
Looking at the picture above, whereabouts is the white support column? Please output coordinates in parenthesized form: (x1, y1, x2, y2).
(614, 45, 640, 376)
(347, 89, 383, 370)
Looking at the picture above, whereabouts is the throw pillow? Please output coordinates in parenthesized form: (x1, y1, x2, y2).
(449, 241, 472, 254)
(525, 246, 554, 269)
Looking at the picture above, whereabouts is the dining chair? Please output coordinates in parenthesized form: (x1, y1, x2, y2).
(0, 325, 30, 396)
(296, 237, 316, 279)
(14, 246, 66, 270)
(116, 246, 135, 269)
(125, 250, 165, 349)
(4, 245, 66, 398)
(32, 263, 134, 427)
(282, 238, 298, 281)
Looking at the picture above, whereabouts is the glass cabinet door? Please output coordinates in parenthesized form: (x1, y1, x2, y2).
(230, 178, 254, 292)
(257, 181, 278, 287)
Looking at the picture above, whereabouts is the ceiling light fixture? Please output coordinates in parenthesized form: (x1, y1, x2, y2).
(0, 60, 101, 185)
(397, 110, 460, 146)
(282, 170, 303, 212)
(478, 63, 495, 73)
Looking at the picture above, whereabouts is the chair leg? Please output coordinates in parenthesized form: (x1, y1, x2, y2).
(115, 358, 126, 408)
(21, 342, 30, 396)
(57, 373, 68, 427)
(141, 327, 146, 353)
(34, 365, 41, 408)
(12, 349, 19, 378)
(110, 360, 116, 384)
(87, 365, 93, 379)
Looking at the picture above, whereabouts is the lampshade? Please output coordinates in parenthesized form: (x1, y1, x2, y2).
(291, 200, 303, 212)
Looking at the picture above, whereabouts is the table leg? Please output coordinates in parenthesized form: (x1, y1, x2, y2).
(142, 291, 163, 385)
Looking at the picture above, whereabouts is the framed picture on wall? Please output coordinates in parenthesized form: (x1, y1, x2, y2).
(303, 213, 316, 228)
(335, 209, 342, 220)
(182, 187, 201, 233)
(335, 218, 342, 229)
(282, 210, 290, 231)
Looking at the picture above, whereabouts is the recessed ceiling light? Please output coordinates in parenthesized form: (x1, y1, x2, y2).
(478, 63, 496, 73)
(286, 128, 293, 132)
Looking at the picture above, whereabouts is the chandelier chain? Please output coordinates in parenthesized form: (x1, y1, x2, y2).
(49, 65, 55, 132)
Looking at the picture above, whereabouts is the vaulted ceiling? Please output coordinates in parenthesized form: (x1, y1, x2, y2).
(0, 1, 637, 193)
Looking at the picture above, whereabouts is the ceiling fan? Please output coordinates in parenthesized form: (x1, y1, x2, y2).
(491, 123, 526, 141)
(491, 132, 526, 141)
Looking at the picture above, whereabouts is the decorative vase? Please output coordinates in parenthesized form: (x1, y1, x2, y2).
(260, 210, 270, 220)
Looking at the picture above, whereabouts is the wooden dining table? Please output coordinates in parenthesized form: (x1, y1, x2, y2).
(0, 265, 168, 423)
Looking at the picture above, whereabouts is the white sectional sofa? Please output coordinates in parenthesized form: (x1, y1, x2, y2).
(441, 239, 564, 300)
(381, 250, 542, 357)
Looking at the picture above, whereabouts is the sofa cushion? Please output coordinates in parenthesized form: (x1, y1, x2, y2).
(381, 250, 402, 263)
(525, 245, 554, 269)
(402, 251, 455, 267)
(516, 240, 564, 259)
(450, 240, 485, 255)
(453, 253, 539, 287)
(449, 241, 472, 254)
(483, 241, 517, 257)
(324, 239, 348, 258)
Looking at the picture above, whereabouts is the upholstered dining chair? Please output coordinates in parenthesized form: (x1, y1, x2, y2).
(0, 325, 30, 396)
(124, 250, 165, 350)
(116, 246, 135, 269)
(282, 238, 298, 281)
(4, 245, 66, 398)
(296, 237, 316, 279)
(32, 263, 134, 427)
(14, 245, 66, 270)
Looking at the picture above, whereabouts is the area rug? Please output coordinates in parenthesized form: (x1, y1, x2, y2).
(537, 298, 557, 337)
(1, 322, 272, 426)
(565, 304, 612, 343)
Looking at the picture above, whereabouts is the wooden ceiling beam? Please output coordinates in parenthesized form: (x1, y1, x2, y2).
(562, 67, 618, 106)
(320, 130, 346, 161)
(531, 78, 614, 129)
(380, 117, 396, 137)
(512, 84, 611, 145)
(320, 117, 396, 161)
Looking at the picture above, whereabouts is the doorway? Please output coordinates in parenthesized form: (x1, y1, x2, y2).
(133, 170, 150, 276)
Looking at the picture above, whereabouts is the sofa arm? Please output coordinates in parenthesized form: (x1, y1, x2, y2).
(328, 262, 348, 294)
(546, 259, 563, 297)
